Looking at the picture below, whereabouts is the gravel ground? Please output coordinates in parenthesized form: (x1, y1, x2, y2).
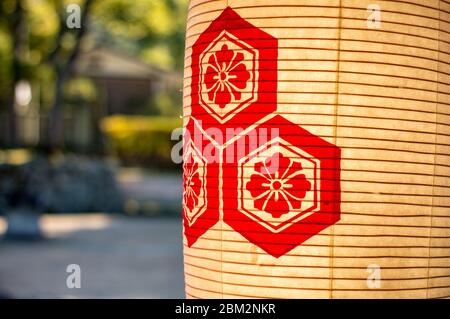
(0, 214, 185, 299)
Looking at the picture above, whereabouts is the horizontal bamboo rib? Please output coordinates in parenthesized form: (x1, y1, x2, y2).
(184, 251, 450, 268)
(184, 70, 449, 90)
(186, 5, 448, 28)
(183, 263, 450, 284)
(186, 278, 449, 299)
(184, 271, 450, 292)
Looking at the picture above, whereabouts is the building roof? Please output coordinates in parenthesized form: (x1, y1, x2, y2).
(75, 48, 176, 80)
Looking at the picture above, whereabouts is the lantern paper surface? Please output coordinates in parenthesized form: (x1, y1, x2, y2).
(182, 0, 450, 298)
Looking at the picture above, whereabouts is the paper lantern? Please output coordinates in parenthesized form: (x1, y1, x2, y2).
(182, 0, 450, 298)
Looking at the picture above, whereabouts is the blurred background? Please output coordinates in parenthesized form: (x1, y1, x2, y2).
(0, 0, 186, 298)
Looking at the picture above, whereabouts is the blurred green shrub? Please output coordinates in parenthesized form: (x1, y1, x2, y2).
(101, 115, 182, 168)
(150, 90, 182, 117)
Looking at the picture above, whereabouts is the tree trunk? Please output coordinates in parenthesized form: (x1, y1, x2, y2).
(47, 68, 65, 148)
(6, 92, 17, 148)
(46, 0, 94, 149)
(6, 0, 25, 148)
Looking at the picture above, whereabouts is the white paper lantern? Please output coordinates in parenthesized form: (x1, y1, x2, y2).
(182, 0, 450, 298)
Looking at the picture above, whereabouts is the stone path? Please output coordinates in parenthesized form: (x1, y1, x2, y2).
(0, 214, 185, 298)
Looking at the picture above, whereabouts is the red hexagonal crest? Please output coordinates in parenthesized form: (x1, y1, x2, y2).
(190, 7, 277, 144)
(222, 115, 341, 257)
(184, 7, 341, 258)
(182, 119, 220, 246)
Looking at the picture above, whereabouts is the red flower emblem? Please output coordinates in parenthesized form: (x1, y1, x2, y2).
(183, 154, 202, 213)
(246, 152, 311, 218)
(204, 44, 250, 109)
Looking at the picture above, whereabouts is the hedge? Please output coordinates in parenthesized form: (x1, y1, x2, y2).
(100, 115, 183, 168)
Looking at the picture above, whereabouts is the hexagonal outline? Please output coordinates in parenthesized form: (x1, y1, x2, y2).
(222, 115, 341, 257)
(183, 119, 221, 248)
(189, 6, 278, 145)
(183, 139, 208, 226)
(237, 136, 320, 233)
(198, 30, 259, 123)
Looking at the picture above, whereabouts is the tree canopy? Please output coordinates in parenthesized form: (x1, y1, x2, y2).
(0, 0, 188, 147)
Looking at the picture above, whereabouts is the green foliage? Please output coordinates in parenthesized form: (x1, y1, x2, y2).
(100, 115, 182, 167)
(63, 77, 97, 105)
(0, 28, 12, 104)
(0, 0, 187, 150)
(0, 0, 187, 106)
(150, 90, 182, 117)
(92, 0, 187, 70)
